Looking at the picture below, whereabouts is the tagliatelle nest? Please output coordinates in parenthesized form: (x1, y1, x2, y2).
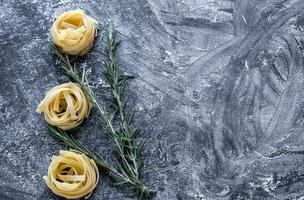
(44, 150, 99, 199)
(36, 82, 91, 130)
(51, 10, 98, 56)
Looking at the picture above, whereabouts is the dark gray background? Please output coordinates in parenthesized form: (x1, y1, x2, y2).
(1, 0, 304, 199)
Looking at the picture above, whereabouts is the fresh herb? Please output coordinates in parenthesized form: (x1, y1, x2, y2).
(105, 26, 144, 183)
(48, 25, 155, 199)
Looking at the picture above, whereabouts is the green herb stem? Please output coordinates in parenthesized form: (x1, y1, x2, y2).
(48, 25, 155, 199)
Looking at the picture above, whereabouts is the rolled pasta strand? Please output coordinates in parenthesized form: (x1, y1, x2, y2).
(44, 150, 99, 199)
(51, 10, 98, 56)
(36, 82, 91, 130)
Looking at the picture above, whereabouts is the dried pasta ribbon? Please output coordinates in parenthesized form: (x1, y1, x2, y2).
(37, 82, 91, 130)
(51, 10, 98, 56)
(44, 150, 99, 199)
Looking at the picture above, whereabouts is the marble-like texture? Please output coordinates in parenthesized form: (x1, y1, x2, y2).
(1, 0, 304, 199)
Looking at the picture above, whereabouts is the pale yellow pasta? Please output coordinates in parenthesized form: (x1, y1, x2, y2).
(44, 150, 99, 199)
(36, 82, 91, 130)
(51, 10, 98, 56)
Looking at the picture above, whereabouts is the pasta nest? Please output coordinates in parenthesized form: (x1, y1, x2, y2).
(44, 150, 99, 199)
(51, 10, 98, 56)
(37, 82, 91, 130)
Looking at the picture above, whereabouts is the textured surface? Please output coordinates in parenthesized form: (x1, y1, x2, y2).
(1, 0, 304, 199)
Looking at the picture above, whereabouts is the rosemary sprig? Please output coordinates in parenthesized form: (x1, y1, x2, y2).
(48, 25, 155, 198)
(105, 25, 148, 193)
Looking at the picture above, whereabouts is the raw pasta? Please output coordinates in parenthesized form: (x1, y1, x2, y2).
(36, 82, 91, 130)
(51, 10, 98, 55)
(44, 150, 99, 199)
